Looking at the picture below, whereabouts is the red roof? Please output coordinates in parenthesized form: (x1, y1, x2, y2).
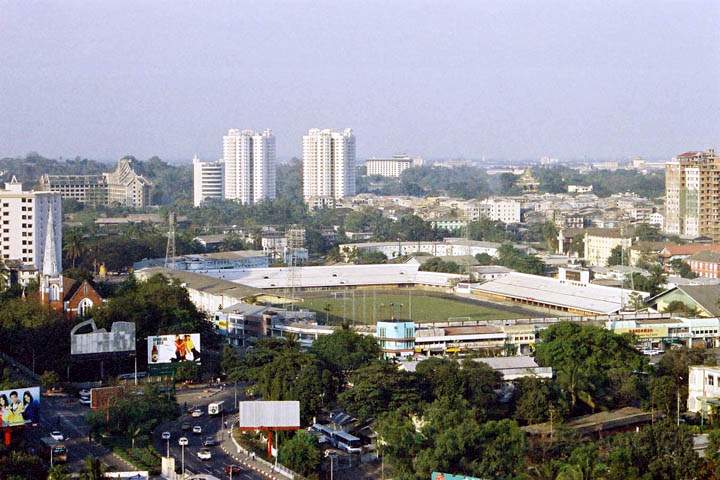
(661, 244, 720, 257)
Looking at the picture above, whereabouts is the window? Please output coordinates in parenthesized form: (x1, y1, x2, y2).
(49, 284, 61, 302)
(78, 298, 93, 317)
(709, 375, 715, 386)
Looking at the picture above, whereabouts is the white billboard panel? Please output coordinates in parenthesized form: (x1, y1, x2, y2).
(71, 320, 136, 355)
(147, 334, 201, 364)
(238, 401, 300, 429)
(0, 386, 40, 427)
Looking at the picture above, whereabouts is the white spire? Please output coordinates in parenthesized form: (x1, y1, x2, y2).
(42, 206, 59, 276)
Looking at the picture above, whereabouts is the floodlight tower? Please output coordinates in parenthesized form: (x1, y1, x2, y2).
(164, 212, 177, 269)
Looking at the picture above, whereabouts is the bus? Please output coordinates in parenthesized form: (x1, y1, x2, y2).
(331, 431, 362, 454)
(39, 437, 67, 465)
(208, 400, 225, 416)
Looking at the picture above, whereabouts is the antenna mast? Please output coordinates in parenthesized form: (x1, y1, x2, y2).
(165, 212, 177, 269)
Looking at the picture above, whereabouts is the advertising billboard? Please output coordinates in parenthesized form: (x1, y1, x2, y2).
(90, 386, 124, 411)
(238, 401, 300, 429)
(147, 334, 201, 365)
(0, 386, 40, 427)
(71, 320, 136, 356)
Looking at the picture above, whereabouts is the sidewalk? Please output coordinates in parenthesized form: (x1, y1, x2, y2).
(218, 428, 295, 480)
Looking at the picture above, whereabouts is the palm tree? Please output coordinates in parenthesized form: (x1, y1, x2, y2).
(0, 258, 9, 292)
(64, 229, 86, 269)
(81, 456, 106, 480)
(47, 465, 70, 480)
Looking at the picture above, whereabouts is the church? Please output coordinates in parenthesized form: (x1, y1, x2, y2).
(37, 207, 103, 319)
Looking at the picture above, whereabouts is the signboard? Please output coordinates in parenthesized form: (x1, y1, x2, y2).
(0, 386, 40, 427)
(431, 473, 483, 480)
(71, 320, 136, 356)
(147, 334, 201, 364)
(615, 326, 669, 339)
(238, 401, 300, 429)
(104, 472, 149, 479)
(91, 386, 124, 411)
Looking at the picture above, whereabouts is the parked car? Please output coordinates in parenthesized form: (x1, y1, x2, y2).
(197, 448, 212, 460)
(50, 431, 64, 441)
(192, 425, 202, 435)
(79, 397, 91, 406)
(78, 389, 91, 397)
(191, 409, 203, 418)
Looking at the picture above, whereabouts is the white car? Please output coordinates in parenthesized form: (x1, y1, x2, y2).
(78, 389, 91, 397)
(197, 448, 212, 460)
(79, 397, 91, 405)
(50, 431, 64, 441)
(191, 409, 203, 418)
(192, 425, 202, 435)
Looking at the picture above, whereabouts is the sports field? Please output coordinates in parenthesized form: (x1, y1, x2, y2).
(299, 290, 530, 325)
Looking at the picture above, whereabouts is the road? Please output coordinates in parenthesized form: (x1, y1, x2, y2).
(156, 385, 264, 480)
(37, 395, 133, 472)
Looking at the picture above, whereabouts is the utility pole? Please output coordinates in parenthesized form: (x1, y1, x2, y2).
(677, 389, 681, 426)
(165, 212, 177, 269)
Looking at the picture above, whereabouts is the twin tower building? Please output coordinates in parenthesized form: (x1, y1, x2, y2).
(193, 128, 356, 208)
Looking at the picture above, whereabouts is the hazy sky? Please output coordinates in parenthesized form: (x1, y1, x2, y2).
(1, 0, 718, 163)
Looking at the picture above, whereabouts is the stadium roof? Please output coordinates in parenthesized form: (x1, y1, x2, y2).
(200, 264, 465, 289)
(135, 267, 262, 300)
(470, 272, 646, 315)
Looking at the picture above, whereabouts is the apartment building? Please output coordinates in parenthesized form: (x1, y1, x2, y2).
(465, 198, 521, 224)
(665, 149, 720, 241)
(38, 157, 153, 208)
(0, 177, 62, 275)
(688, 251, 720, 279)
(223, 129, 276, 204)
(303, 128, 356, 207)
(365, 154, 420, 178)
(688, 365, 720, 414)
(192, 156, 224, 206)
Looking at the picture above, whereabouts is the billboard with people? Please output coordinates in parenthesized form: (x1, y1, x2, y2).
(147, 334, 201, 365)
(0, 386, 40, 427)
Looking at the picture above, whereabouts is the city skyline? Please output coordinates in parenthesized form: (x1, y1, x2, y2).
(1, 0, 718, 162)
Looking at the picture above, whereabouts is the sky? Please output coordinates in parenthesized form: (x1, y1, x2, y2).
(1, 0, 718, 163)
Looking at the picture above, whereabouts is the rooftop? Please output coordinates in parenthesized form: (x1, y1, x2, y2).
(523, 407, 654, 436)
(134, 267, 261, 301)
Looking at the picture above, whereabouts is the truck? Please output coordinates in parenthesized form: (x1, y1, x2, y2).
(208, 400, 225, 416)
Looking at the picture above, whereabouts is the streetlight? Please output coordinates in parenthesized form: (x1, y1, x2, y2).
(161, 431, 171, 457)
(178, 436, 188, 479)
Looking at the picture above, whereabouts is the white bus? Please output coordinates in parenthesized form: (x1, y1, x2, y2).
(208, 400, 225, 416)
(331, 431, 362, 454)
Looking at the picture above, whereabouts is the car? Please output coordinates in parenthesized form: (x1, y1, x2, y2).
(50, 431, 64, 441)
(202, 437, 217, 447)
(191, 409, 203, 418)
(197, 448, 212, 460)
(181, 423, 191, 431)
(225, 465, 243, 475)
(192, 425, 202, 435)
(78, 389, 91, 397)
(79, 397, 91, 405)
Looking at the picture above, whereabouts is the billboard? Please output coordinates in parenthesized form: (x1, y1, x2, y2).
(147, 334, 201, 364)
(91, 386, 124, 411)
(0, 386, 40, 427)
(71, 320, 136, 356)
(238, 401, 300, 429)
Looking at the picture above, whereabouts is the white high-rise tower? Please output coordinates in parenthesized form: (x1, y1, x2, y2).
(222, 129, 276, 204)
(192, 155, 224, 207)
(302, 128, 356, 208)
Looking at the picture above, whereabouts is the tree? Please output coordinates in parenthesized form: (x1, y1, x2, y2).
(669, 259, 697, 279)
(309, 329, 380, 378)
(47, 465, 70, 480)
(81, 456, 106, 480)
(40, 370, 60, 391)
(63, 229, 86, 269)
(354, 251, 387, 265)
(475, 252, 493, 265)
(277, 430, 321, 478)
(662, 300, 700, 317)
(514, 377, 568, 425)
(534, 322, 647, 411)
(0, 450, 46, 479)
(607, 245, 625, 266)
(418, 257, 461, 273)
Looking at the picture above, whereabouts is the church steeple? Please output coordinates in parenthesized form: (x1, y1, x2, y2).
(42, 207, 59, 276)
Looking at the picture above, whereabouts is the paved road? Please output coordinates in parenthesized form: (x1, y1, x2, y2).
(156, 385, 264, 479)
(38, 395, 133, 472)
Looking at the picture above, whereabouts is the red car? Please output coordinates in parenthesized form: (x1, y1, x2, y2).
(225, 465, 243, 475)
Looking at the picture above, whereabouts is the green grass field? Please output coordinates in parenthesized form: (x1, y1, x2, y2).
(299, 290, 525, 325)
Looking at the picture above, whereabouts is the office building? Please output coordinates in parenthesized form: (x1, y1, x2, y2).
(223, 129, 276, 204)
(192, 156, 224, 206)
(37, 174, 108, 206)
(0, 177, 62, 275)
(365, 154, 420, 178)
(665, 149, 720, 241)
(583, 228, 635, 267)
(302, 128, 356, 207)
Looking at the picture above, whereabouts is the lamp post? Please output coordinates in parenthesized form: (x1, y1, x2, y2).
(179, 436, 188, 479)
(161, 431, 171, 457)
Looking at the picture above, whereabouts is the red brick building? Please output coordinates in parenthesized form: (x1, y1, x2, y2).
(40, 276, 104, 319)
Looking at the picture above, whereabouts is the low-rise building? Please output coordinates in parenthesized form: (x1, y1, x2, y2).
(339, 238, 501, 261)
(365, 154, 420, 178)
(133, 250, 270, 271)
(688, 251, 720, 279)
(646, 285, 720, 317)
(376, 321, 416, 358)
(583, 228, 635, 267)
(688, 365, 720, 414)
(606, 317, 720, 350)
